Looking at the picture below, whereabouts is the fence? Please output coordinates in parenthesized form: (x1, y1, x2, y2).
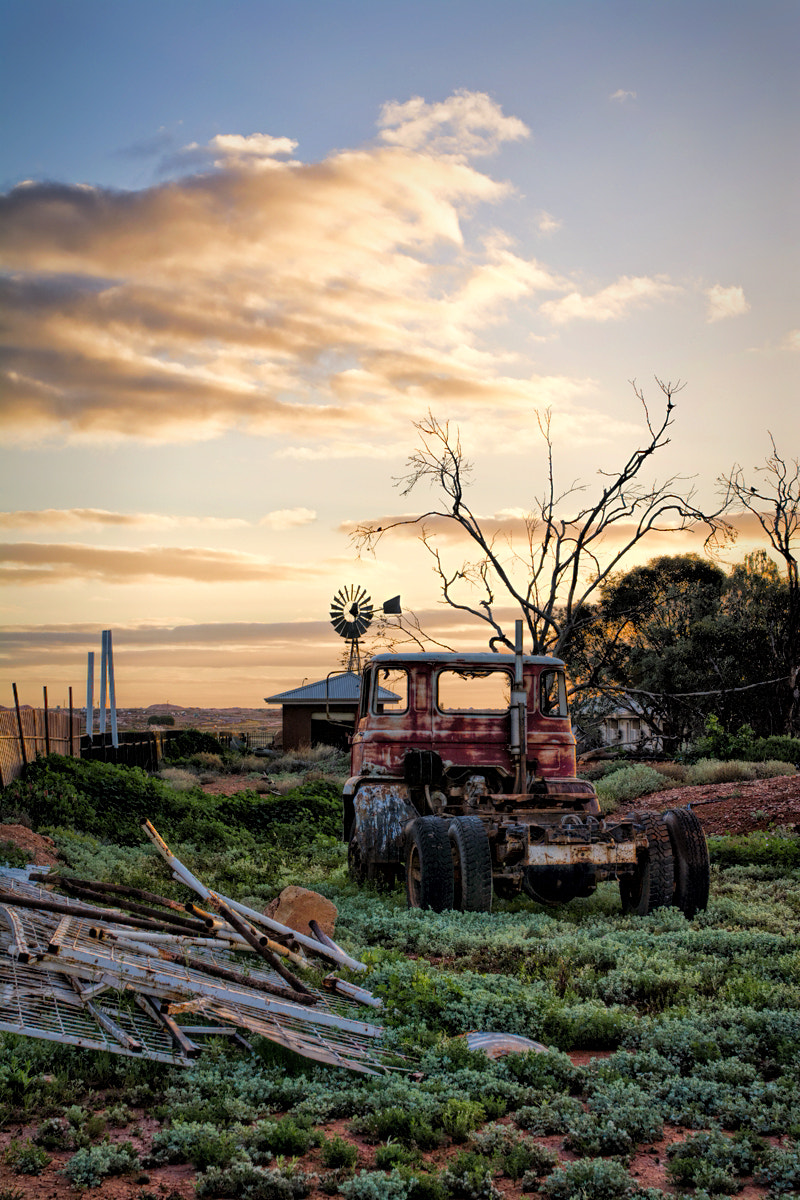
(0, 708, 83, 788)
(80, 730, 160, 772)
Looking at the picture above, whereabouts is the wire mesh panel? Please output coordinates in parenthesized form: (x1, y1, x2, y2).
(0, 868, 401, 1075)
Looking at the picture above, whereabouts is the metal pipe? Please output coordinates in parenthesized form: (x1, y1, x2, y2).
(142, 821, 367, 972)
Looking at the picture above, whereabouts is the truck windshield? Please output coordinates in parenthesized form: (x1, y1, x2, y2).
(372, 667, 409, 714)
(437, 668, 512, 713)
(540, 670, 568, 717)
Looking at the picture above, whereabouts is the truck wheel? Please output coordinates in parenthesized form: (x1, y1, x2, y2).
(405, 817, 454, 912)
(449, 815, 493, 913)
(663, 807, 710, 919)
(620, 812, 675, 916)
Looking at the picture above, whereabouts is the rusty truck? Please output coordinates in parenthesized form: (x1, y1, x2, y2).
(342, 627, 709, 917)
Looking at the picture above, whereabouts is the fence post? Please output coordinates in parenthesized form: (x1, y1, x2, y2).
(12, 682, 28, 768)
(69, 686, 74, 756)
(43, 686, 50, 755)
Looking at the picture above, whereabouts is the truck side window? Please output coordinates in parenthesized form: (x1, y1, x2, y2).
(540, 670, 568, 717)
(437, 669, 511, 713)
(372, 667, 409, 714)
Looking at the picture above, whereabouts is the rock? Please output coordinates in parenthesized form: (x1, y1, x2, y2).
(266, 886, 337, 939)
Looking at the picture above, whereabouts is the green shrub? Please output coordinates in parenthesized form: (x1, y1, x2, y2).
(63, 1139, 141, 1187)
(755, 1142, 800, 1193)
(339, 1169, 413, 1200)
(541, 1157, 636, 1200)
(667, 1128, 768, 1192)
(687, 758, 758, 785)
(149, 1120, 238, 1169)
(162, 728, 225, 760)
(440, 1098, 486, 1142)
(595, 764, 671, 807)
(4, 1139, 51, 1175)
(709, 831, 800, 870)
(0, 839, 31, 868)
(195, 1160, 315, 1200)
(441, 1150, 501, 1200)
(148, 714, 175, 725)
(321, 1135, 358, 1169)
(375, 1145, 419, 1171)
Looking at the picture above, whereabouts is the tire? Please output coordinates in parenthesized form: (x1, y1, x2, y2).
(405, 816, 454, 912)
(449, 815, 493, 912)
(663, 807, 710, 919)
(620, 812, 675, 916)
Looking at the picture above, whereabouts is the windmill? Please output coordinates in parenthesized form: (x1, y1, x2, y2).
(329, 585, 400, 672)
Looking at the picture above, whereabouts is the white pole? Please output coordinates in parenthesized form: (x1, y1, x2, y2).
(86, 652, 95, 739)
(107, 629, 119, 748)
(98, 631, 108, 737)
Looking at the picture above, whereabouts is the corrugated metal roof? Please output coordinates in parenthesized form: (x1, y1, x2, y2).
(265, 672, 399, 705)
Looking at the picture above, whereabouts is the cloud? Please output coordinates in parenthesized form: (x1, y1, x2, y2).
(609, 90, 637, 103)
(537, 211, 562, 234)
(0, 508, 250, 530)
(0, 91, 678, 456)
(377, 90, 530, 157)
(0, 542, 315, 584)
(705, 284, 750, 323)
(783, 330, 800, 351)
(259, 507, 317, 530)
(540, 275, 680, 323)
(0, 93, 545, 449)
(161, 132, 300, 173)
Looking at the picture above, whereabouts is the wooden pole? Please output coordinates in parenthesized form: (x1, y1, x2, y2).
(43, 686, 50, 754)
(69, 686, 74, 756)
(12, 682, 27, 768)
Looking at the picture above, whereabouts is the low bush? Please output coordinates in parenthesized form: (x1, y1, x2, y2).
(541, 1157, 636, 1200)
(63, 1139, 141, 1187)
(3, 1139, 51, 1175)
(709, 831, 800, 870)
(595, 765, 671, 807)
(195, 1160, 315, 1200)
(162, 729, 226, 760)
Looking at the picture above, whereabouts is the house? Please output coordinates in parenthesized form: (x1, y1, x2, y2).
(265, 671, 399, 751)
(599, 699, 663, 754)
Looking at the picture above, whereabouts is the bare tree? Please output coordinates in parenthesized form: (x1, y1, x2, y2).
(354, 379, 732, 673)
(722, 435, 800, 732)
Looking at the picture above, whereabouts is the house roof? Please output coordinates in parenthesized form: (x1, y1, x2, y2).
(265, 671, 399, 705)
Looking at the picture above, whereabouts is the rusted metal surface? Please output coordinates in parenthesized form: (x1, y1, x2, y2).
(352, 782, 415, 864)
(526, 843, 638, 866)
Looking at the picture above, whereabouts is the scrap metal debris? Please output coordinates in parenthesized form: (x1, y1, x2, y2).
(0, 821, 398, 1075)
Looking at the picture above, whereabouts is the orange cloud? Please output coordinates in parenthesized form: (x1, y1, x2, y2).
(0, 543, 316, 584)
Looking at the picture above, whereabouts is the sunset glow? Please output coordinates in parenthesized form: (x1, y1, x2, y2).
(1, 1, 796, 707)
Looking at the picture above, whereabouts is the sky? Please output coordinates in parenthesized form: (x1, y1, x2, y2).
(1, 0, 797, 709)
